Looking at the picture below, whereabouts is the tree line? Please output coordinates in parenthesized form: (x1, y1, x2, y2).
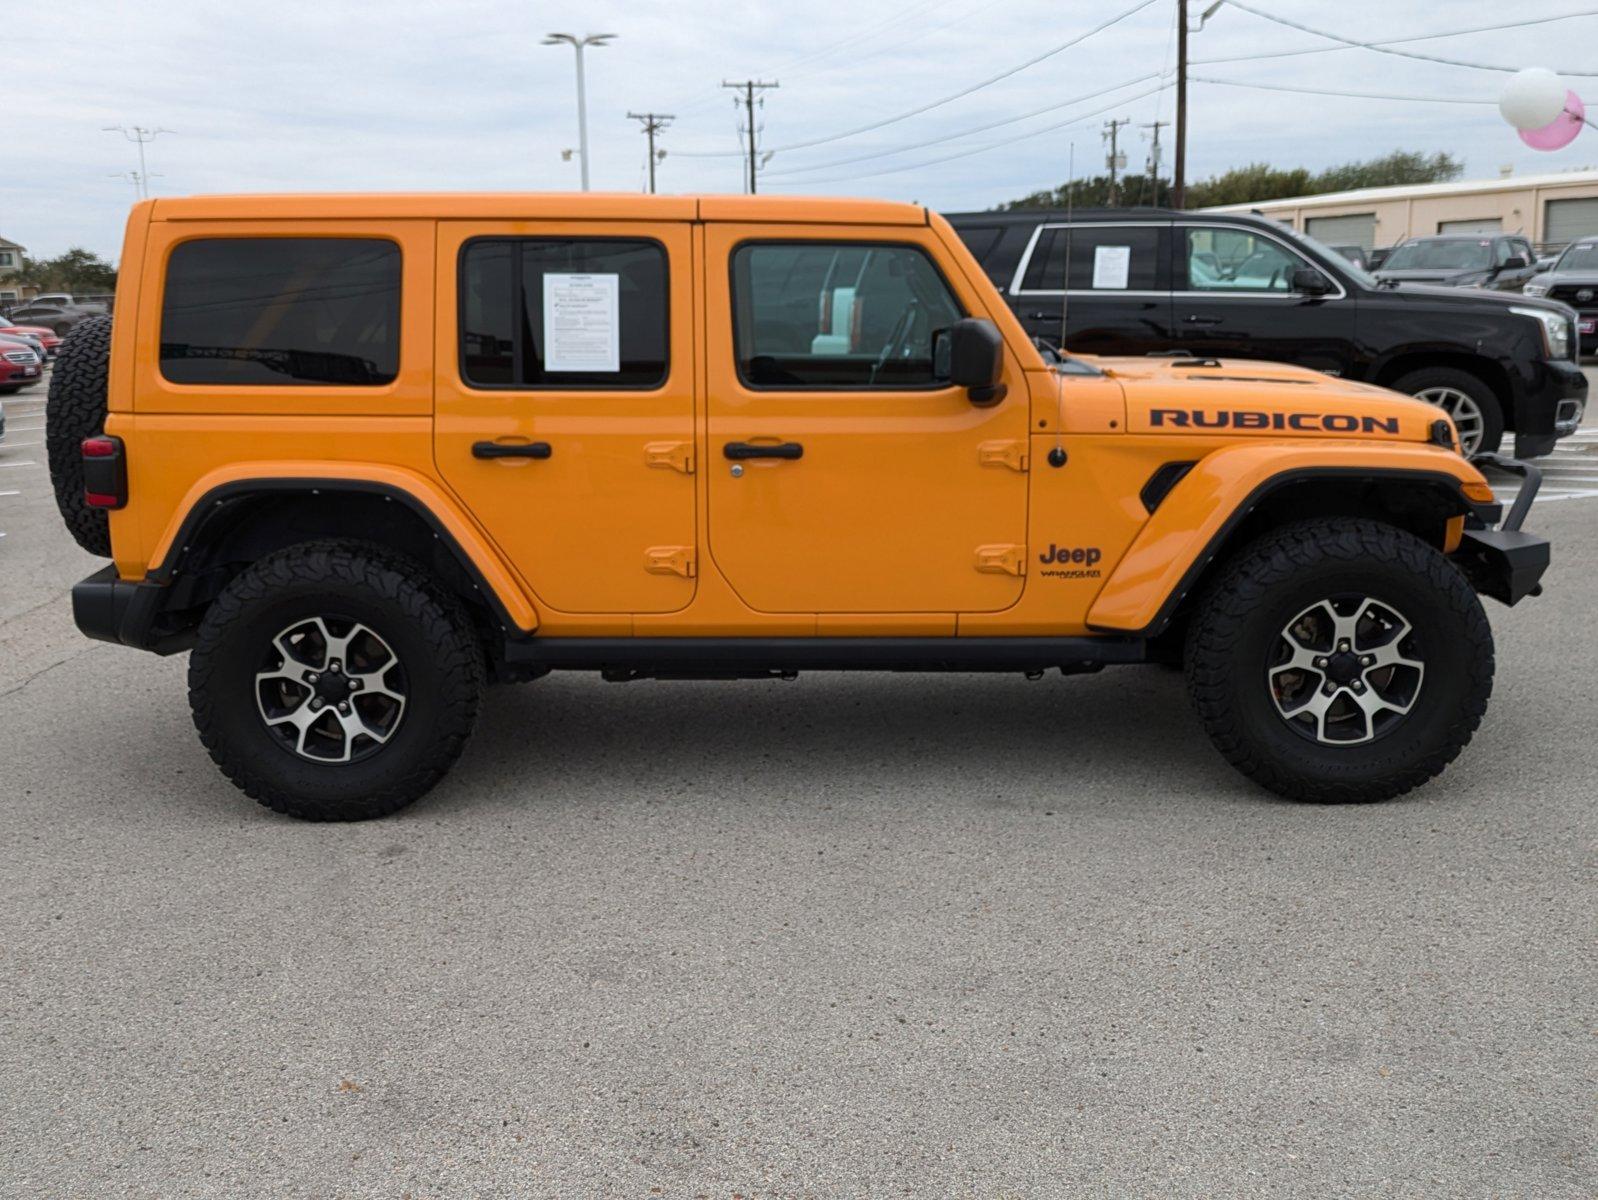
(998, 150, 1464, 211)
(7, 248, 118, 294)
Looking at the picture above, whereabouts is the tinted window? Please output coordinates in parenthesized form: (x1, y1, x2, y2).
(1184, 228, 1306, 292)
(161, 238, 400, 386)
(1383, 239, 1492, 271)
(731, 242, 964, 388)
(1021, 225, 1161, 292)
(460, 239, 666, 388)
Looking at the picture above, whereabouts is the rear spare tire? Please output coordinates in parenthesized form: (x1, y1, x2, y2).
(45, 313, 112, 556)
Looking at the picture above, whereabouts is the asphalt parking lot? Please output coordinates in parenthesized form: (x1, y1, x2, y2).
(1, 371, 1594, 1198)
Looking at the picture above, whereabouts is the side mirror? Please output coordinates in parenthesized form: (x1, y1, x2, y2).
(1502, 255, 1528, 270)
(1534, 259, 1553, 274)
(1291, 266, 1334, 295)
(943, 317, 1006, 406)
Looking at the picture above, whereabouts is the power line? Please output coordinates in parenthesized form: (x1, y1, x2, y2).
(764, 71, 1165, 178)
(769, 80, 1172, 188)
(1191, 75, 1497, 105)
(1192, 10, 1598, 66)
(1220, 1, 1598, 76)
(673, 0, 1161, 158)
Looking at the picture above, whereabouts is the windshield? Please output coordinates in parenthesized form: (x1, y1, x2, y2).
(1555, 241, 1598, 272)
(1278, 225, 1381, 288)
(1383, 239, 1492, 271)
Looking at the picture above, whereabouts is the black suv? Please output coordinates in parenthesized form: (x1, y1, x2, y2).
(1373, 233, 1541, 292)
(1525, 237, 1598, 356)
(947, 209, 1586, 458)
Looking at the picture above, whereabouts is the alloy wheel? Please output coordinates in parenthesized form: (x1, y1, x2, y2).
(1414, 386, 1485, 456)
(254, 616, 407, 763)
(1266, 596, 1425, 746)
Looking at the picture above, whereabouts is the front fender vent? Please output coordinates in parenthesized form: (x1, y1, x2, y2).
(1140, 461, 1198, 514)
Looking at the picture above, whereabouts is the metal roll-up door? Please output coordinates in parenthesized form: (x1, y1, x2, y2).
(1305, 213, 1376, 251)
(1544, 197, 1598, 248)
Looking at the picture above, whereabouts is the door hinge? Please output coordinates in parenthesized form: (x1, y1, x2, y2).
(978, 439, 1029, 472)
(645, 441, 695, 474)
(644, 546, 697, 578)
(974, 544, 1027, 576)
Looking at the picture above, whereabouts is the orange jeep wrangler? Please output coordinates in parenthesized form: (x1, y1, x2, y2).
(48, 194, 1549, 820)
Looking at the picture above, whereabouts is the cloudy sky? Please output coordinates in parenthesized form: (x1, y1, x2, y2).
(6, 0, 1596, 260)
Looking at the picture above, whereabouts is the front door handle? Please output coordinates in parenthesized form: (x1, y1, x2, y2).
(473, 441, 552, 460)
(1183, 315, 1224, 326)
(723, 441, 804, 461)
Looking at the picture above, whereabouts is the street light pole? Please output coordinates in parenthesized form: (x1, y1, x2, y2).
(1174, 0, 1188, 209)
(544, 33, 616, 191)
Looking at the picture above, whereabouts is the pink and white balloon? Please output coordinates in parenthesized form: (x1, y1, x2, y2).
(1500, 69, 1589, 152)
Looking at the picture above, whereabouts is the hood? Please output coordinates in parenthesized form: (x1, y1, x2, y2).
(1367, 279, 1576, 316)
(1086, 355, 1449, 444)
(1373, 268, 1487, 287)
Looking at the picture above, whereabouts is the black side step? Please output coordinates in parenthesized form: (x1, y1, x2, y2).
(503, 636, 1147, 680)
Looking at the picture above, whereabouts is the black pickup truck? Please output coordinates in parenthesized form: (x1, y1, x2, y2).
(947, 208, 1587, 458)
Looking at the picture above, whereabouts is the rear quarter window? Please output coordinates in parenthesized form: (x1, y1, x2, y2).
(160, 238, 401, 386)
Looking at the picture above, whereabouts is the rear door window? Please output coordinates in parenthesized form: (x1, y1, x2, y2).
(160, 238, 401, 386)
(459, 238, 667, 389)
(1019, 225, 1164, 293)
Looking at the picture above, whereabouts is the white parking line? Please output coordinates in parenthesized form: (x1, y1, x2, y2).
(2, 441, 41, 449)
(0, 460, 38, 468)
(0, 490, 19, 498)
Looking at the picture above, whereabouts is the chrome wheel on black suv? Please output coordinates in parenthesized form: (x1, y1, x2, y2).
(1186, 518, 1493, 804)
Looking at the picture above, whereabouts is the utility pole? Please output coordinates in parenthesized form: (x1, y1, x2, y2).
(1102, 118, 1131, 206)
(627, 112, 674, 193)
(1174, 0, 1189, 209)
(722, 80, 779, 194)
(1142, 120, 1168, 208)
(102, 126, 173, 199)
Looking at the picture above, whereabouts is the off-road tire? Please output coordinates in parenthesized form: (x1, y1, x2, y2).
(1392, 366, 1505, 457)
(189, 540, 486, 821)
(45, 313, 113, 556)
(1185, 518, 1493, 803)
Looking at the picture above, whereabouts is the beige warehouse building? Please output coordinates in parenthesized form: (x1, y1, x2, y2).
(1206, 168, 1598, 255)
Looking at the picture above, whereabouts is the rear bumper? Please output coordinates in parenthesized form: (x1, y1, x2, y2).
(72, 565, 192, 655)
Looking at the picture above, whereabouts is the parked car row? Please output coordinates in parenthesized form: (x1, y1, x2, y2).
(0, 294, 109, 337)
(947, 208, 1587, 458)
(1524, 237, 1598, 355)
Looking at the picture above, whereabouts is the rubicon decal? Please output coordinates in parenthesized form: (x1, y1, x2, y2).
(1150, 409, 1401, 434)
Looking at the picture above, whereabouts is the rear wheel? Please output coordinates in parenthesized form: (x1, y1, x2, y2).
(1392, 366, 1504, 457)
(1185, 518, 1493, 803)
(188, 541, 485, 820)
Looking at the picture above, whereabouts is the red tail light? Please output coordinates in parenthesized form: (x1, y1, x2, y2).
(82, 435, 127, 509)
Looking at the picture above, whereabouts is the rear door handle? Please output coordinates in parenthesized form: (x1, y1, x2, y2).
(1182, 315, 1224, 326)
(723, 441, 803, 461)
(473, 441, 552, 460)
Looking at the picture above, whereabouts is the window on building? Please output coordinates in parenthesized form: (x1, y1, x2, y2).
(160, 238, 401, 386)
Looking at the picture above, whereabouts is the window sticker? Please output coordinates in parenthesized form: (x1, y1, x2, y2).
(1092, 245, 1132, 290)
(543, 273, 620, 372)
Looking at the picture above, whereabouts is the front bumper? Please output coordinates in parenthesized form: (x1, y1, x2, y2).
(72, 565, 193, 655)
(1512, 358, 1587, 458)
(1453, 454, 1550, 606)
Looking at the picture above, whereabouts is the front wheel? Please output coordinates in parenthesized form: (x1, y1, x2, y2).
(1392, 366, 1504, 457)
(188, 541, 485, 820)
(1185, 518, 1494, 803)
